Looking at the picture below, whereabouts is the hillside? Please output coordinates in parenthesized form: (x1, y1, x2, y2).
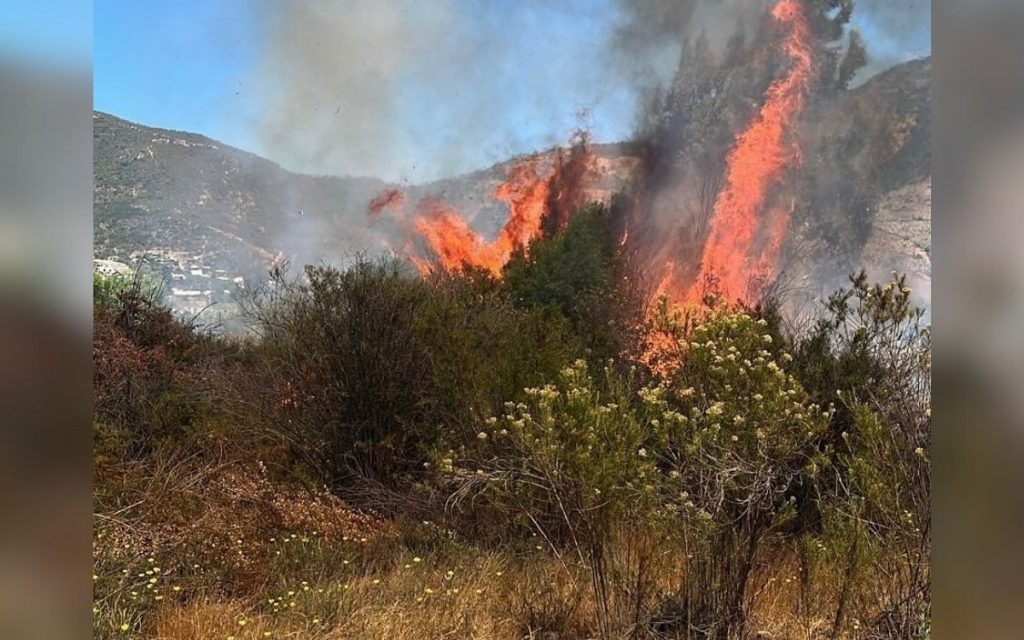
(93, 58, 930, 317)
(785, 58, 931, 299)
(93, 112, 386, 282)
(93, 112, 643, 317)
(93, 46, 931, 640)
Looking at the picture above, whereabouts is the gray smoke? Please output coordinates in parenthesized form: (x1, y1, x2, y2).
(253, 0, 630, 184)
(609, 1, 769, 84)
(251, 0, 928, 185)
(851, 0, 931, 85)
(254, 0, 457, 183)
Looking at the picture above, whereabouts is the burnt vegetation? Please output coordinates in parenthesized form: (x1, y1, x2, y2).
(94, 202, 930, 639)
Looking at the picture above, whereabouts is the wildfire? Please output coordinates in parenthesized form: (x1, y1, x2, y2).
(369, 136, 595, 277)
(654, 261, 677, 300)
(685, 0, 814, 304)
(371, 156, 552, 276)
(367, 1, 812, 305)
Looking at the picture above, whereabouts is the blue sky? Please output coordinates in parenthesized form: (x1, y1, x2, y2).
(0, 0, 91, 69)
(94, 0, 931, 183)
(94, 0, 636, 182)
(94, 0, 268, 155)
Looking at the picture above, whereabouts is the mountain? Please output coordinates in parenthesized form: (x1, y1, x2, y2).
(786, 57, 931, 300)
(94, 112, 387, 279)
(93, 58, 930, 317)
(93, 112, 641, 317)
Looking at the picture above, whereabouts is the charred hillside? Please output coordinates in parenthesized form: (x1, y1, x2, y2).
(607, 0, 929, 307)
(788, 57, 930, 298)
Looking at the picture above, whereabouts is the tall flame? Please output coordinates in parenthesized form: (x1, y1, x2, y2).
(686, 0, 813, 303)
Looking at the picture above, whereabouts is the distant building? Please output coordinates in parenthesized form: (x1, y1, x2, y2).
(171, 288, 204, 297)
(93, 259, 132, 277)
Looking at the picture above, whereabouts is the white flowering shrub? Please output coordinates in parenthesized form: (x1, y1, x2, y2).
(444, 359, 658, 538)
(442, 359, 660, 634)
(642, 308, 831, 634)
(791, 273, 931, 638)
(807, 400, 931, 639)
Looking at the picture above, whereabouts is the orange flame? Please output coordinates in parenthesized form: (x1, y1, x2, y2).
(653, 260, 677, 300)
(368, 187, 405, 221)
(686, 0, 813, 304)
(370, 136, 596, 276)
(406, 156, 552, 276)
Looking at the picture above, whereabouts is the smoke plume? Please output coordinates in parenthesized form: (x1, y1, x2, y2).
(251, 0, 929, 309)
(255, 0, 456, 182)
(253, 0, 638, 183)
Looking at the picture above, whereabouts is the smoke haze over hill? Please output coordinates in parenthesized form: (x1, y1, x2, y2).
(241, 0, 929, 183)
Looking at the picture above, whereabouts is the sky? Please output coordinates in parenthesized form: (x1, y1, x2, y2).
(93, 0, 267, 158)
(1, 0, 91, 69)
(94, 0, 931, 184)
(94, 0, 636, 183)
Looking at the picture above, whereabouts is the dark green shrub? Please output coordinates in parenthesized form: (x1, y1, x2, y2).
(503, 203, 642, 362)
(246, 258, 576, 487)
(788, 272, 931, 638)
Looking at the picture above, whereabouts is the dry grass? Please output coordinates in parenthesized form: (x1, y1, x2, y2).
(119, 544, 876, 640)
(93, 453, 907, 640)
(150, 556, 519, 640)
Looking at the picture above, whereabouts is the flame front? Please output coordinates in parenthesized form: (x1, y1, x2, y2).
(685, 0, 814, 303)
(411, 156, 551, 276)
(370, 137, 596, 277)
(368, 1, 812, 302)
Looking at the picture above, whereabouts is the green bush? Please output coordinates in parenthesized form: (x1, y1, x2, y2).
(92, 235, 931, 639)
(443, 359, 659, 634)
(503, 203, 642, 362)
(246, 258, 577, 487)
(784, 272, 931, 638)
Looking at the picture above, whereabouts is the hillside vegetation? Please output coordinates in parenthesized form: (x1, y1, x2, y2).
(93, 204, 930, 639)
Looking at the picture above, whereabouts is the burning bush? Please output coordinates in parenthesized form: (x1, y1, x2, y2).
(93, 238, 929, 639)
(503, 202, 642, 361)
(434, 272, 928, 638)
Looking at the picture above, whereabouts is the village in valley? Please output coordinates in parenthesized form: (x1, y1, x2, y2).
(94, 248, 251, 323)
